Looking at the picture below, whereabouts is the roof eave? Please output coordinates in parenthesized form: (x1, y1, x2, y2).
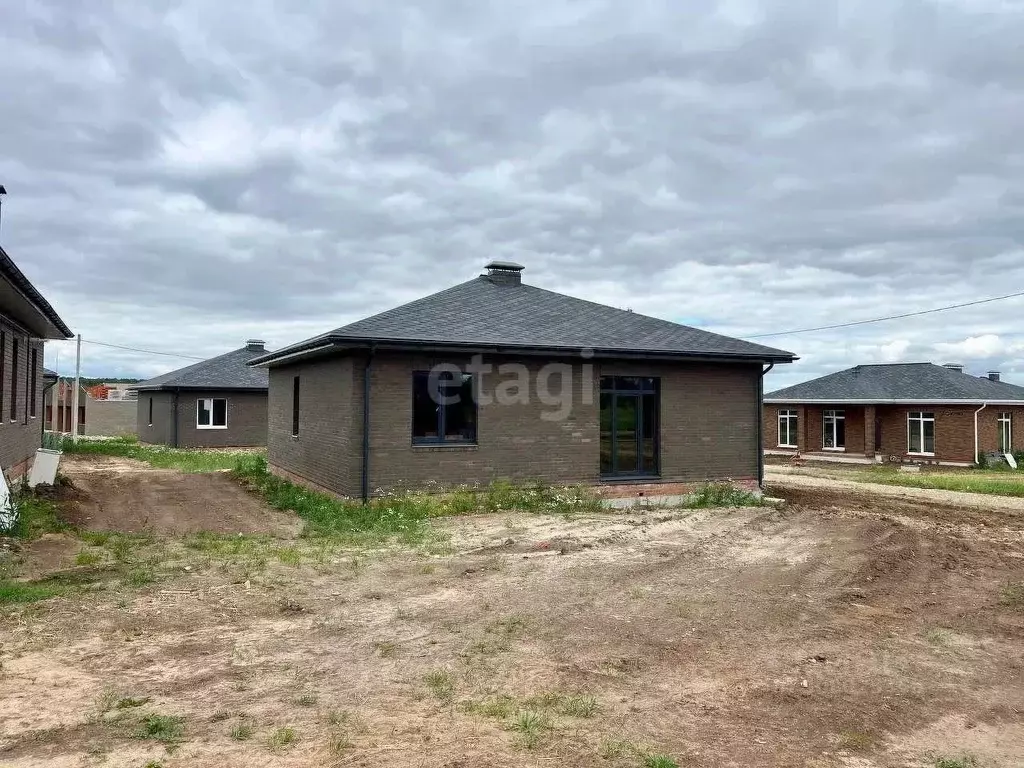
(764, 398, 1024, 405)
(0, 246, 74, 339)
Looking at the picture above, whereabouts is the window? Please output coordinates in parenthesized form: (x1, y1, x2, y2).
(196, 397, 227, 429)
(0, 330, 5, 418)
(998, 412, 1012, 454)
(148, 397, 153, 427)
(10, 337, 18, 421)
(907, 411, 935, 455)
(292, 376, 300, 437)
(778, 409, 798, 448)
(29, 348, 37, 418)
(822, 409, 845, 450)
(411, 370, 476, 443)
(600, 376, 659, 476)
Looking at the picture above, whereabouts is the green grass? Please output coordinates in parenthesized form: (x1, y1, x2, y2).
(933, 757, 977, 768)
(682, 483, 765, 509)
(855, 466, 1024, 497)
(1000, 582, 1024, 609)
(424, 669, 456, 701)
(560, 694, 599, 718)
(61, 435, 253, 473)
(230, 720, 256, 741)
(134, 713, 185, 744)
(644, 756, 680, 768)
(4, 491, 70, 539)
(267, 726, 297, 750)
(0, 580, 65, 604)
(509, 710, 551, 749)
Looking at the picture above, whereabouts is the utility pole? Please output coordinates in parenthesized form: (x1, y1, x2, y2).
(70, 335, 82, 441)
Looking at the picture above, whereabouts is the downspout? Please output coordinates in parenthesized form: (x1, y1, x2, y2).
(974, 403, 988, 465)
(758, 363, 775, 488)
(361, 346, 375, 504)
(172, 388, 180, 448)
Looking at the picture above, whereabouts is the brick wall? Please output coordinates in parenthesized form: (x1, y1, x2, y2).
(83, 398, 137, 437)
(0, 314, 45, 480)
(137, 391, 176, 446)
(268, 351, 762, 497)
(136, 390, 267, 447)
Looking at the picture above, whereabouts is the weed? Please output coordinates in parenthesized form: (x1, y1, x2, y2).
(230, 720, 256, 741)
(682, 483, 764, 509)
(644, 756, 680, 768)
(134, 713, 185, 744)
(96, 687, 119, 715)
(329, 729, 354, 753)
(460, 696, 517, 719)
(509, 710, 550, 750)
(999, 582, 1024, 609)
(267, 726, 297, 751)
(561, 694, 598, 718)
(934, 757, 977, 768)
(325, 710, 350, 726)
(838, 731, 875, 751)
(296, 693, 318, 707)
(75, 550, 104, 566)
(210, 711, 231, 722)
(277, 547, 302, 566)
(143, 761, 164, 768)
(5, 492, 69, 539)
(124, 568, 158, 587)
(424, 669, 456, 701)
(372, 640, 398, 658)
(599, 739, 643, 759)
(925, 627, 954, 646)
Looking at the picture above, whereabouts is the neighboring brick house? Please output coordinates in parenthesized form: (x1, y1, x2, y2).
(764, 363, 1024, 466)
(249, 262, 795, 500)
(132, 341, 270, 448)
(0, 246, 73, 480)
(44, 380, 137, 437)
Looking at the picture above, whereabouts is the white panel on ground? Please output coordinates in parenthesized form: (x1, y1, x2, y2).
(28, 449, 62, 487)
(0, 471, 15, 532)
(1007, 453, 1018, 470)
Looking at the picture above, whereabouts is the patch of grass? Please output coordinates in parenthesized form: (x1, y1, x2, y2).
(74, 550, 104, 566)
(560, 694, 599, 718)
(599, 739, 643, 759)
(682, 483, 764, 509)
(134, 713, 185, 744)
(230, 720, 256, 741)
(934, 757, 978, 768)
(116, 696, 151, 710)
(372, 640, 398, 658)
(124, 567, 158, 587)
(5, 491, 70, 539)
(857, 466, 1024, 497)
(62, 435, 250, 473)
(999, 582, 1024, 609)
(295, 693, 318, 707)
(644, 756, 680, 768)
(424, 669, 456, 701)
(838, 730, 876, 751)
(267, 726, 297, 751)
(460, 695, 518, 719)
(0, 580, 64, 604)
(925, 627, 955, 646)
(509, 710, 551, 750)
(277, 546, 302, 566)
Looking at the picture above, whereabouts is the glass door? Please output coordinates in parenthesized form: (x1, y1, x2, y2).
(600, 377, 659, 477)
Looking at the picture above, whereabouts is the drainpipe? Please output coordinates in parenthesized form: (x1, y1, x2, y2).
(758, 363, 775, 488)
(974, 403, 988, 465)
(361, 346, 375, 504)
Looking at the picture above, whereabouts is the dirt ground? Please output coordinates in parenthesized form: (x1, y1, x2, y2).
(59, 455, 300, 535)
(1, 461, 1023, 767)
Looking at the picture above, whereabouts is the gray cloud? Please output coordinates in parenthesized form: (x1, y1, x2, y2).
(1, 0, 1023, 385)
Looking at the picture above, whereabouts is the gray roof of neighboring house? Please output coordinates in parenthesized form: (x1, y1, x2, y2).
(766, 363, 1024, 403)
(251, 270, 795, 366)
(133, 343, 270, 392)
(0, 245, 73, 339)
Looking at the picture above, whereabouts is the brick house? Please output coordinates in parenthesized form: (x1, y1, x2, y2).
(44, 379, 137, 437)
(0, 246, 73, 480)
(249, 262, 795, 500)
(132, 341, 270, 448)
(764, 363, 1024, 466)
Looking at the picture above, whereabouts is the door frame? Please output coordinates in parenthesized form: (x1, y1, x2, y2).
(600, 376, 660, 478)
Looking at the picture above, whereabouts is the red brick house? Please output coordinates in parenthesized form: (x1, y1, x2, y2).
(1, 246, 73, 480)
(250, 262, 796, 500)
(764, 363, 1024, 465)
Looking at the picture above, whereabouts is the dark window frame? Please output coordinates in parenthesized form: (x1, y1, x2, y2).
(411, 370, 478, 445)
(599, 375, 660, 478)
(10, 336, 19, 422)
(148, 397, 153, 427)
(29, 347, 38, 418)
(292, 376, 300, 437)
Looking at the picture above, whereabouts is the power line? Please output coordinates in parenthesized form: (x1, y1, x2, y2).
(749, 289, 1024, 339)
(78, 339, 205, 361)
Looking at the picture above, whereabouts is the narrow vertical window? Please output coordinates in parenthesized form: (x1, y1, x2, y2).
(10, 337, 19, 421)
(292, 376, 300, 436)
(29, 347, 38, 418)
(148, 397, 154, 427)
(998, 412, 1012, 454)
(907, 412, 935, 455)
(822, 409, 845, 450)
(778, 409, 798, 448)
(0, 330, 6, 418)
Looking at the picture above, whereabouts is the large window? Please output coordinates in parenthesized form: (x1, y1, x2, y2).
(196, 398, 227, 429)
(823, 409, 845, 450)
(907, 411, 935, 455)
(292, 376, 300, 437)
(412, 370, 476, 444)
(600, 376, 659, 476)
(29, 348, 37, 418)
(778, 409, 798, 448)
(998, 412, 1012, 454)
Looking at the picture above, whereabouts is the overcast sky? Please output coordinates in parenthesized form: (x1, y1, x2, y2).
(3, 0, 1023, 389)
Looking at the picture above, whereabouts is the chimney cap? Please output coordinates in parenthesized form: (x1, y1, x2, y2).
(988, 370, 1001, 381)
(942, 362, 964, 373)
(485, 260, 524, 272)
(245, 339, 266, 350)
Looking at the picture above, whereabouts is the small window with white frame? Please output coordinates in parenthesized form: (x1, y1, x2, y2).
(197, 398, 227, 429)
(907, 411, 935, 455)
(778, 409, 798, 448)
(998, 412, 1012, 454)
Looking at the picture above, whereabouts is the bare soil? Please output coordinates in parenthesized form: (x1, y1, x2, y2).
(1, 460, 1022, 767)
(59, 454, 299, 535)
